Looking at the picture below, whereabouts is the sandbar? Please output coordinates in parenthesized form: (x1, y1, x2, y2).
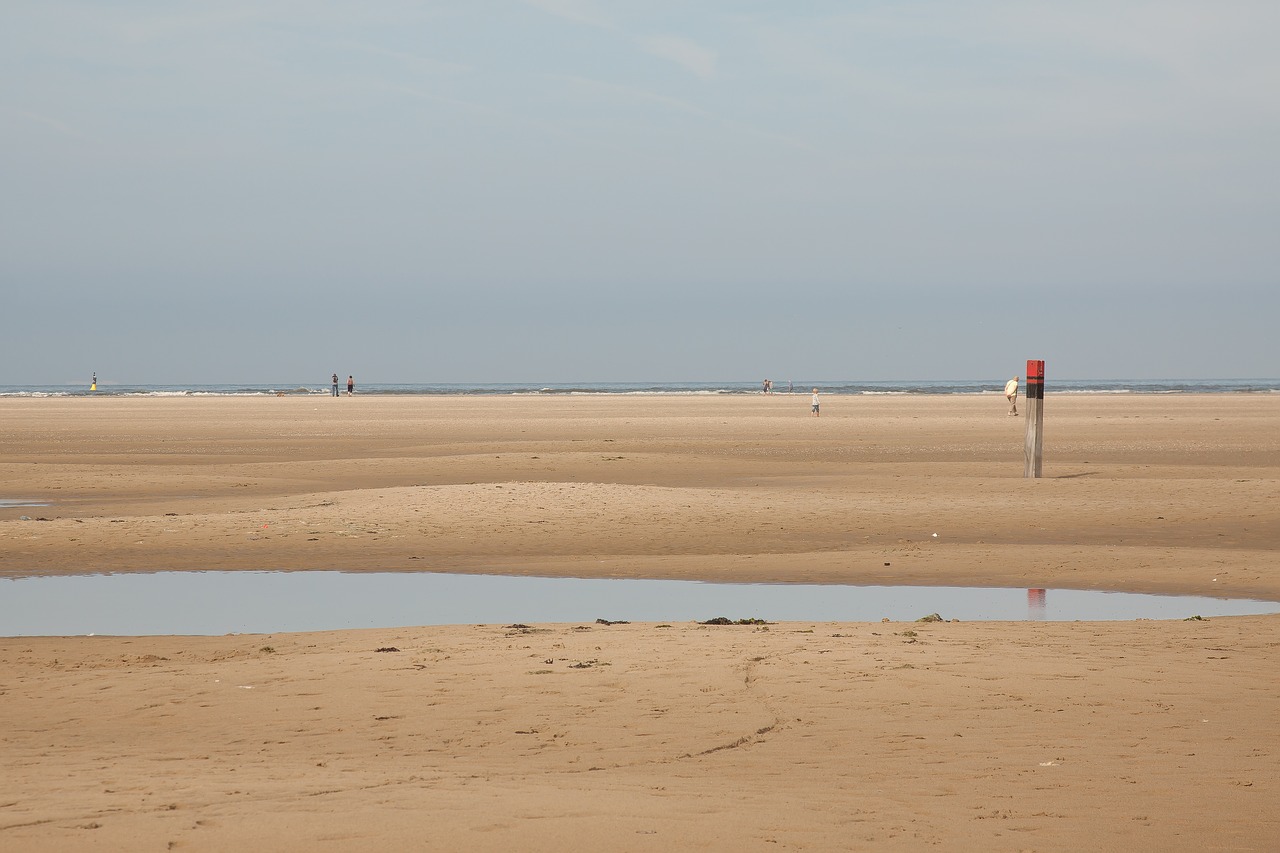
(1, 393, 1277, 850)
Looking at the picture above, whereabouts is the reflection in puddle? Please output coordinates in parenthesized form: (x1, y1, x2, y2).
(1028, 588, 1047, 620)
(0, 499, 51, 508)
(1, 572, 1276, 636)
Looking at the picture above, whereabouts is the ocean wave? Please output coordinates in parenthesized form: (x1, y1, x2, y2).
(1053, 388, 1135, 394)
(0, 391, 71, 398)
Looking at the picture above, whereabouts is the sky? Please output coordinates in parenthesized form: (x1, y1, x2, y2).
(3, 1, 1278, 384)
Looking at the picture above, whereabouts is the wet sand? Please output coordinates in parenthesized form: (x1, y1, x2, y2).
(2, 393, 1278, 850)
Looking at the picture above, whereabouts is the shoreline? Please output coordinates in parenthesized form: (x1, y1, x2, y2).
(4, 548, 1279, 602)
(6, 376, 1280, 400)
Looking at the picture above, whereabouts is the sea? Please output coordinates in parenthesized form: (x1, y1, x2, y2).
(1, 379, 1277, 398)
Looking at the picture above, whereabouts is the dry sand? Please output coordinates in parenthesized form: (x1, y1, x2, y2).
(2, 393, 1278, 850)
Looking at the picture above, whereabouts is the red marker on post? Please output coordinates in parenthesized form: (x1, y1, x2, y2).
(1024, 360, 1045, 478)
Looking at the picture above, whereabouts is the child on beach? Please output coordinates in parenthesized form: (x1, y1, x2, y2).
(811, 389, 820, 417)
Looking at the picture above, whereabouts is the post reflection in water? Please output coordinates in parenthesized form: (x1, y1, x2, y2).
(1028, 588, 1047, 620)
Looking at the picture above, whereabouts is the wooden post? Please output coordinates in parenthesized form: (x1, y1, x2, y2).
(1024, 359, 1045, 478)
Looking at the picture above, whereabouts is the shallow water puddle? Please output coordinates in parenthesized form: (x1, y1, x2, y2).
(1, 572, 1276, 636)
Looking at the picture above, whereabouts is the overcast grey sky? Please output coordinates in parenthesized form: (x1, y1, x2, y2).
(3, 1, 1277, 384)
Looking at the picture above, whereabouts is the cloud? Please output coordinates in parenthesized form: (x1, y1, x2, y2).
(4, 107, 79, 138)
(520, 0, 613, 30)
(552, 73, 711, 118)
(637, 34, 717, 79)
(324, 39, 473, 78)
(522, 1, 717, 81)
(113, 5, 265, 45)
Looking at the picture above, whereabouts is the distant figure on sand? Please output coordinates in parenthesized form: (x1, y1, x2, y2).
(811, 388, 820, 417)
(91, 372, 97, 392)
(763, 379, 772, 394)
(331, 373, 340, 397)
(1005, 376, 1019, 416)
(347, 375, 355, 396)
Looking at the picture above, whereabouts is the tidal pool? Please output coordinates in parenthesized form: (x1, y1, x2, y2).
(0, 499, 50, 509)
(1, 572, 1277, 636)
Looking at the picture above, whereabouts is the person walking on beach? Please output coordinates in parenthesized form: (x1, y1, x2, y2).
(91, 372, 97, 392)
(1004, 376, 1019, 416)
(331, 373, 340, 397)
(347, 375, 355, 396)
(811, 388, 820, 417)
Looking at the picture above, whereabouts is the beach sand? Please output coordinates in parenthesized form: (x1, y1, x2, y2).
(2, 393, 1278, 850)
